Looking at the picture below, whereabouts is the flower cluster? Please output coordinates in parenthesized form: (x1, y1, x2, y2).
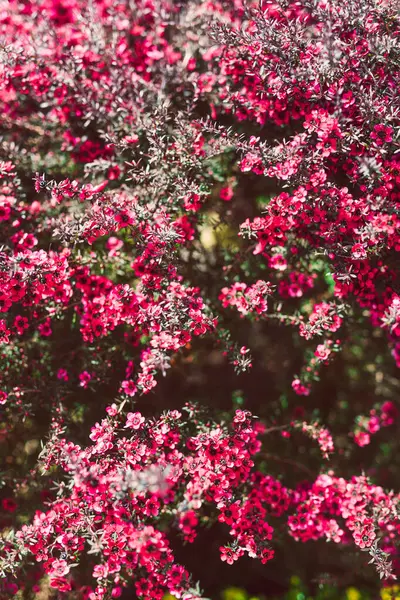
(219, 280, 272, 317)
(353, 402, 398, 448)
(0, 0, 399, 597)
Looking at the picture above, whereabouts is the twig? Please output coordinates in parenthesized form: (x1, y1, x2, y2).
(260, 452, 315, 478)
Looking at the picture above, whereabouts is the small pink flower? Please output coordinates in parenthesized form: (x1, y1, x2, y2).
(57, 368, 69, 382)
(292, 378, 310, 396)
(49, 559, 70, 578)
(2, 498, 17, 512)
(353, 526, 376, 549)
(354, 431, 370, 447)
(220, 546, 241, 565)
(314, 344, 331, 362)
(115, 211, 134, 227)
(351, 243, 367, 260)
(106, 236, 123, 256)
(220, 186, 234, 201)
(367, 415, 380, 434)
(106, 403, 118, 416)
(270, 254, 287, 271)
(38, 318, 52, 337)
(370, 124, 393, 146)
(123, 135, 139, 144)
(183, 192, 202, 212)
(14, 315, 29, 334)
(121, 379, 137, 397)
(49, 578, 71, 592)
(240, 153, 260, 173)
(125, 411, 145, 429)
(233, 409, 248, 423)
(93, 563, 109, 579)
(79, 371, 92, 388)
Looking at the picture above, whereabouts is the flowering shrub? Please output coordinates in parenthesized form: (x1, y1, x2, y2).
(0, 0, 399, 598)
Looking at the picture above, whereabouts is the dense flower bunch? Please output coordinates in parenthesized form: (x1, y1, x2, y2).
(0, 0, 399, 598)
(2, 408, 399, 598)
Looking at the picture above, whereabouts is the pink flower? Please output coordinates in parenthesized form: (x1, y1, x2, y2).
(0, 319, 10, 342)
(106, 236, 123, 256)
(370, 124, 393, 146)
(316, 136, 337, 157)
(79, 371, 92, 388)
(125, 412, 145, 429)
(270, 254, 287, 271)
(49, 578, 72, 592)
(183, 193, 202, 212)
(2, 498, 17, 512)
(115, 211, 134, 227)
(93, 564, 109, 579)
(353, 525, 376, 549)
(351, 243, 367, 260)
(292, 378, 310, 396)
(240, 153, 260, 173)
(38, 318, 52, 337)
(121, 380, 137, 397)
(123, 135, 139, 144)
(220, 546, 241, 565)
(233, 409, 249, 423)
(57, 368, 69, 381)
(354, 431, 370, 447)
(314, 344, 331, 362)
(381, 401, 397, 426)
(220, 186, 234, 201)
(14, 315, 29, 334)
(367, 415, 380, 434)
(48, 559, 70, 578)
(106, 403, 118, 416)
